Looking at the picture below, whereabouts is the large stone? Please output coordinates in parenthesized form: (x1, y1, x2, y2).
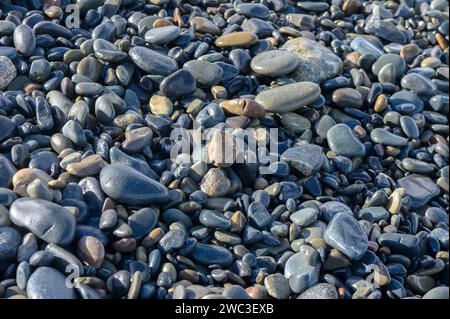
(99, 164, 169, 206)
(9, 198, 76, 246)
(282, 38, 343, 83)
(26, 267, 77, 299)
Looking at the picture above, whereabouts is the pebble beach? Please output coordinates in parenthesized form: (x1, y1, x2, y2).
(0, 0, 449, 300)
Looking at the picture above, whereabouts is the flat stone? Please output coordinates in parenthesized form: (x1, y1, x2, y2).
(280, 113, 311, 133)
(77, 236, 105, 269)
(190, 243, 233, 267)
(281, 144, 324, 176)
(255, 82, 321, 113)
(0, 115, 15, 143)
(282, 38, 343, 83)
(66, 155, 105, 177)
(184, 60, 223, 87)
(398, 174, 440, 209)
(13, 24, 36, 57)
(199, 210, 232, 230)
(423, 287, 449, 299)
(324, 213, 368, 260)
(129, 46, 178, 76)
(378, 233, 420, 257)
(401, 73, 438, 96)
(189, 16, 221, 35)
(145, 26, 181, 45)
(298, 283, 338, 299)
(356, 207, 389, 222)
(290, 208, 318, 226)
(371, 128, 408, 147)
(160, 69, 196, 98)
(248, 201, 271, 230)
(215, 32, 259, 47)
(99, 164, 169, 206)
(332, 88, 363, 108)
(372, 54, 406, 78)
(250, 50, 299, 77)
(10, 198, 76, 246)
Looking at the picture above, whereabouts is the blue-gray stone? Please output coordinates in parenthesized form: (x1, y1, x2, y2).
(26, 267, 77, 299)
(327, 124, 365, 157)
(324, 213, 368, 260)
(10, 198, 76, 246)
(280, 144, 324, 176)
(100, 164, 169, 206)
(398, 174, 440, 209)
(190, 243, 233, 267)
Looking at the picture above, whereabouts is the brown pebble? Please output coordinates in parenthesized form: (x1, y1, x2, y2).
(435, 33, 448, 50)
(220, 98, 266, 118)
(112, 238, 137, 253)
(153, 18, 174, 28)
(77, 236, 105, 269)
(400, 44, 420, 63)
(342, 0, 361, 15)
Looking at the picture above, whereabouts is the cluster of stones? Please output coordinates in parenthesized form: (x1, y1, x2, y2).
(0, 0, 449, 299)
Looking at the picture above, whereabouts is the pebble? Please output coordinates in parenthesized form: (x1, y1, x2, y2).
(251, 50, 299, 77)
(184, 60, 223, 87)
(398, 174, 441, 209)
(10, 198, 76, 246)
(100, 164, 169, 206)
(281, 144, 324, 176)
(282, 38, 343, 83)
(129, 46, 178, 76)
(0, 56, 16, 90)
(26, 267, 77, 299)
(215, 32, 258, 47)
(327, 124, 365, 157)
(324, 213, 368, 260)
(0, 0, 447, 301)
(0, 227, 21, 263)
(264, 274, 291, 299)
(298, 283, 338, 299)
(255, 82, 321, 113)
(370, 128, 408, 147)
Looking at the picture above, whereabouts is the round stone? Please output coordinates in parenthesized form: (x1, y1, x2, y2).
(264, 274, 291, 299)
(200, 168, 231, 197)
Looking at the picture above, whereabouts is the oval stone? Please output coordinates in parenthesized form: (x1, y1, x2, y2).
(99, 164, 169, 206)
(10, 198, 76, 246)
